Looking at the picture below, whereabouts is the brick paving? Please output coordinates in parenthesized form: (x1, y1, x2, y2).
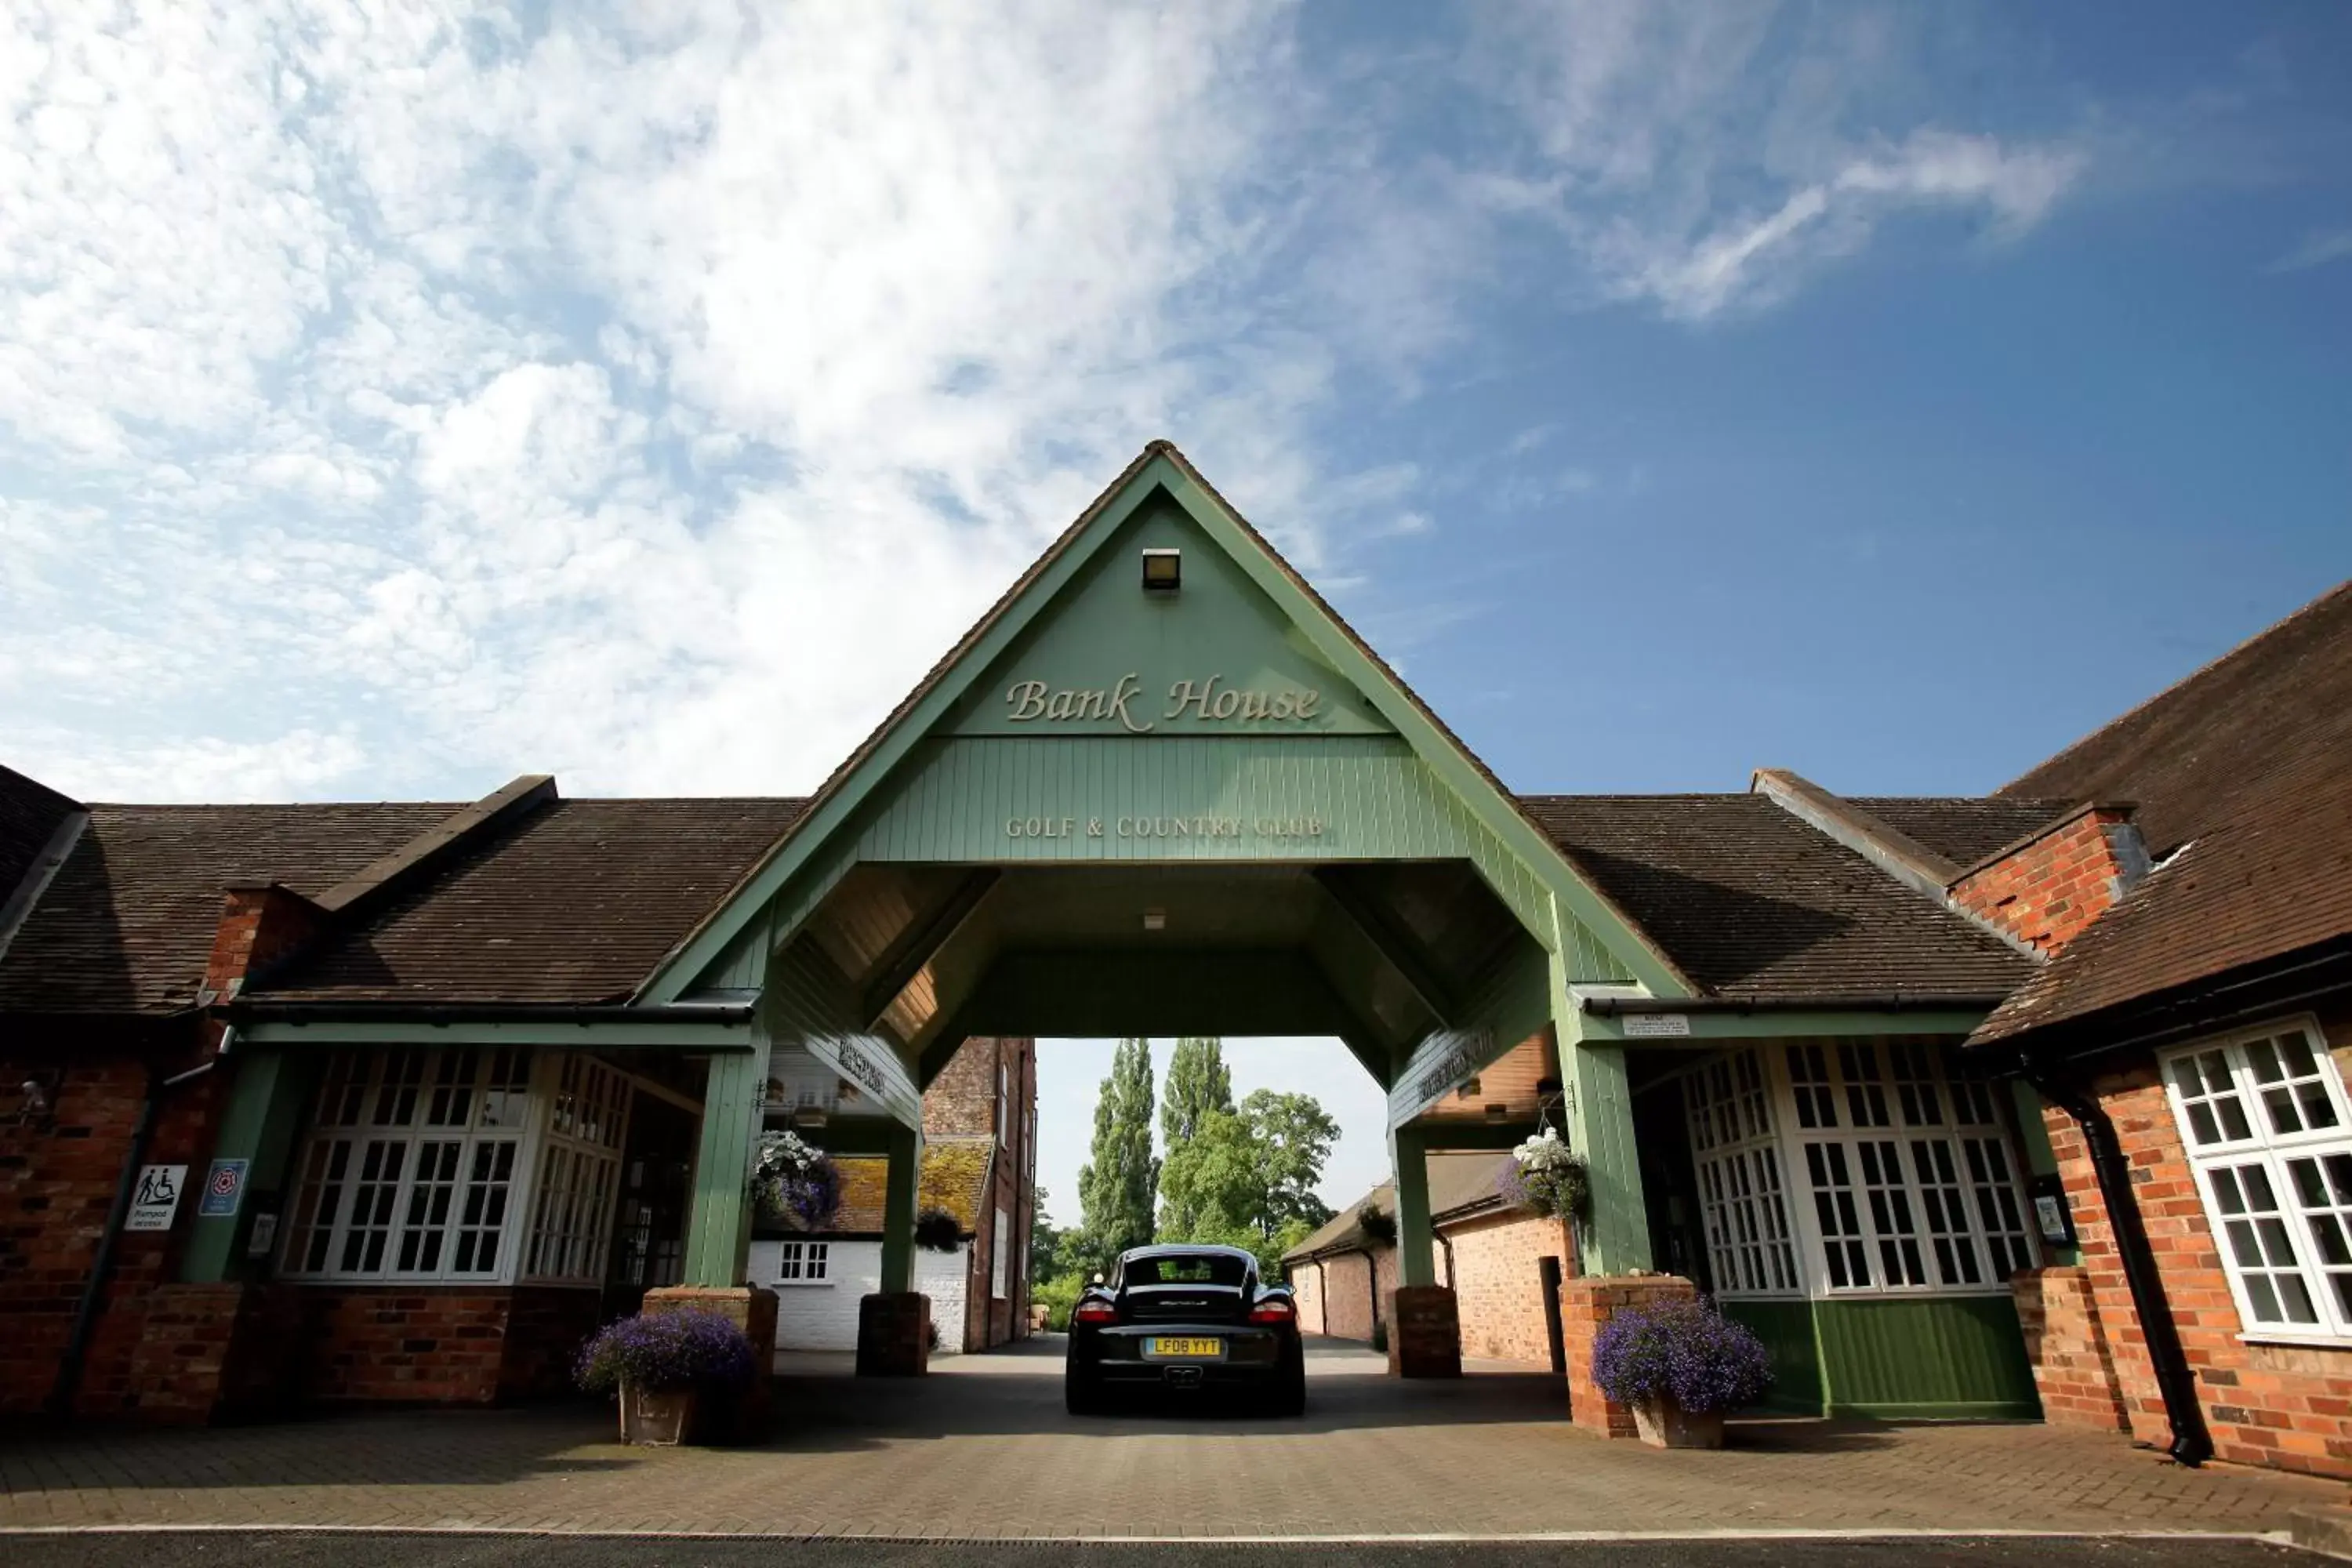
(0, 1339, 2340, 1539)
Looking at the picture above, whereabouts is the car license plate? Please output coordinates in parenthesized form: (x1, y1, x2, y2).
(1144, 1336, 1222, 1359)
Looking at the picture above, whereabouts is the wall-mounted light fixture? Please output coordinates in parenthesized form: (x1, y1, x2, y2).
(1141, 548, 1181, 594)
(17, 1073, 57, 1132)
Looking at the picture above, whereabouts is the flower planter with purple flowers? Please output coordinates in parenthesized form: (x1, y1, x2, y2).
(1589, 1300, 1773, 1450)
(575, 1309, 758, 1446)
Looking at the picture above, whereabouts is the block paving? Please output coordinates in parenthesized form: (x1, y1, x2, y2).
(1, 1341, 2340, 1540)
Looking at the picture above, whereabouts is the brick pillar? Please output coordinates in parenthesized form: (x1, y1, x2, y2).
(857, 1292, 931, 1377)
(1560, 1274, 1697, 1439)
(2012, 1266, 2131, 1433)
(1385, 1284, 1462, 1377)
(644, 1285, 778, 1440)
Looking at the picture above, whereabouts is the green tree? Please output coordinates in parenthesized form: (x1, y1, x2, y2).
(1076, 1036, 1157, 1264)
(1029, 1184, 1066, 1284)
(1160, 1036, 1233, 1145)
(1156, 1087, 1340, 1276)
(1157, 1037, 1234, 1234)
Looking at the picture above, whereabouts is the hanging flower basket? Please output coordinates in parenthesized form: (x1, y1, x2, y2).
(575, 1309, 757, 1446)
(753, 1130, 843, 1232)
(914, 1206, 963, 1252)
(1589, 1299, 1773, 1450)
(1503, 1126, 1590, 1220)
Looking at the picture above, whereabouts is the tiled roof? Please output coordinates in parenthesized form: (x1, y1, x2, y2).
(916, 1136, 996, 1232)
(1520, 795, 2031, 1003)
(251, 797, 808, 1005)
(1976, 582, 2352, 1046)
(1283, 1153, 1517, 1261)
(0, 764, 80, 916)
(1846, 797, 2077, 871)
(815, 1156, 891, 1235)
(0, 801, 460, 1015)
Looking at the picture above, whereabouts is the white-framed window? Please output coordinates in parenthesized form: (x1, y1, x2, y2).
(1684, 1048, 1802, 1298)
(2162, 1020, 2352, 1343)
(522, 1055, 633, 1284)
(281, 1047, 535, 1283)
(1683, 1040, 2037, 1301)
(281, 1048, 636, 1288)
(772, 1240, 830, 1283)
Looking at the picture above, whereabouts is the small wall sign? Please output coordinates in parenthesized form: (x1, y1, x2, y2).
(1621, 1013, 1692, 1038)
(198, 1158, 249, 1218)
(2029, 1173, 2078, 1248)
(125, 1163, 187, 1231)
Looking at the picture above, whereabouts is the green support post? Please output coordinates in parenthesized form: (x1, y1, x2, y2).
(180, 1047, 316, 1283)
(880, 1120, 922, 1294)
(1551, 945, 1653, 1277)
(1391, 1123, 1436, 1288)
(683, 1040, 770, 1287)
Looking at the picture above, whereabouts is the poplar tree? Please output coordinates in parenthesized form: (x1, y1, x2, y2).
(1076, 1036, 1158, 1266)
(1160, 1036, 1233, 1146)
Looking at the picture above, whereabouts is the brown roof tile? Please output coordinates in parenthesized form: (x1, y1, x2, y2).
(0, 801, 460, 1015)
(1846, 797, 2077, 869)
(1520, 795, 2030, 1004)
(0, 764, 80, 915)
(916, 1136, 996, 1231)
(252, 797, 808, 1005)
(1976, 583, 2352, 1045)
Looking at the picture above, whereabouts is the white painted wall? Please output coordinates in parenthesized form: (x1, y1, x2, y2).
(751, 1238, 974, 1354)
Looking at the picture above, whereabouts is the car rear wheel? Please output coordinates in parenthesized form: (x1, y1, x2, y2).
(1265, 1341, 1306, 1417)
(1065, 1357, 1105, 1416)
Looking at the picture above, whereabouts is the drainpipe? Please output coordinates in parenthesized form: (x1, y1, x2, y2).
(1366, 1247, 1380, 1340)
(48, 1058, 216, 1420)
(2029, 1065, 2212, 1466)
(1437, 1229, 1455, 1288)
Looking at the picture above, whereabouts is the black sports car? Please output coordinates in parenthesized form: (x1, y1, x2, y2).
(1064, 1243, 1305, 1416)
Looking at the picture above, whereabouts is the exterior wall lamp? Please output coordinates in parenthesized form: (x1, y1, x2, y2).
(1141, 548, 1181, 594)
(17, 1073, 56, 1132)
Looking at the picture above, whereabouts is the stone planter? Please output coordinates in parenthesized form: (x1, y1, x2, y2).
(1632, 1396, 1724, 1450)
(619, 1381, 701, 1446)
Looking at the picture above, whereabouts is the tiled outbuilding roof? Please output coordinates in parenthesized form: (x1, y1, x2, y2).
(0, 764, 80, 916)
(1283, 1153, 1518, 1261)
(1845, 797, 2077, 871)
(1975, 581, 2352, 1047)
(0, 801, 459, 1015)
(1521, 794, 2031, 1004)
(251, 797, 808, 1005)
(916, 1135, 996, 1232)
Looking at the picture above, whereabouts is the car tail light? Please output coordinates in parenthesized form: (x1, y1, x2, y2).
(1249, 1298, 1295, 1324)
(1073, 1300, 1119, 1326)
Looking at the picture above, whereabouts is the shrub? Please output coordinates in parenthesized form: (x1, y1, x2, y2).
(575, 1309, 757, 1397)
(1357, 1203, 1397, 1244)
(753, 1131, 843, 1231)
(1590, 1300, 1773, 1416)
(914, 1207, 963, 1252)
(1033, 1271, 1086, 1330)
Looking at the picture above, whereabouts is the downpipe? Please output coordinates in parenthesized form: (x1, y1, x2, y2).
(47, 1058, 216, 1421)
(2031, 1066, 2212, 1466)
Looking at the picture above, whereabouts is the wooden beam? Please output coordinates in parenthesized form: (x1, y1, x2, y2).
(859, 869, 1001, 1029)
(1312, 868, 1457, 1027)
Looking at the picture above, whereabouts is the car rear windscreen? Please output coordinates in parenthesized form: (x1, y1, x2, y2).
(1126, 1254, 1249, 1286)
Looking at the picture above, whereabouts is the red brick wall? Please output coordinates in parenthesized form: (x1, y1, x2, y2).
(929, 1036, 1034, 1352)
(1296, 1249, 1397, 1343)
(0, 1041, 228, 1417)
(1445, 1210, 1574, 1364)
(1561, 1274, 1698, 1438)
(2012, 1266, 2132, 1433)
(2029, 1011, 2352, 1479)
(1949, 807, 2139, 956)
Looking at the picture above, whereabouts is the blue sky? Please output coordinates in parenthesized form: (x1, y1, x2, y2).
(2, 2, 2346, 1218)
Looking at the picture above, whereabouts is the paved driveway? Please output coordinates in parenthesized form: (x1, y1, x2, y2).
(1, 1337, 2340, 1541)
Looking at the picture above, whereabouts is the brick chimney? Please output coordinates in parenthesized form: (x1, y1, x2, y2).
(1946, 804, 2151, 957)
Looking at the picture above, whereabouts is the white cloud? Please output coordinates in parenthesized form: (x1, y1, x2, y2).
(1472, 3, 2089, 321)
(0, 0, 2111, 802)
(2267, 226, 2352, 274)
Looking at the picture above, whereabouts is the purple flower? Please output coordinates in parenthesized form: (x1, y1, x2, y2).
(575, 1309, 757, 1396)
(1591, 1300, 1773, 1415)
